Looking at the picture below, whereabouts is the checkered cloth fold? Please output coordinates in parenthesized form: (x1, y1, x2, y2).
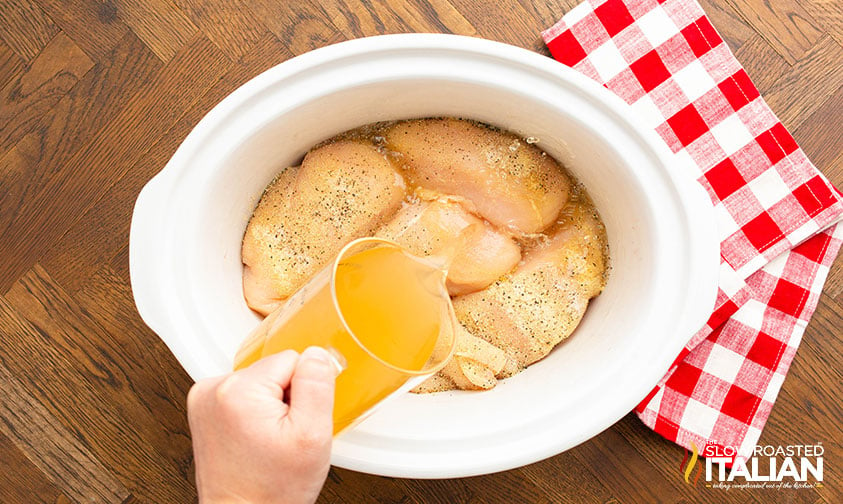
(542, 0, 843, 459)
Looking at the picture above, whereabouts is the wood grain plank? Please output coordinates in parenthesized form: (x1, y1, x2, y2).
(0, 0, 58, 61)
(394, 467, 552, 504)
(76, 263, 194, 389)
(324, 0, 475, 39)
(789, 308, 843, 440)
(74, 265, 195, 459)
(323, 456, 564, 503)
(0, 432, 70, 504)
(823, 235, 843, 300)
(725, 0, 823, 63)
(324, 0, 421, 38)
(408, 0, 477, 35)
(34, 0, 131, 62)
(0, 32, 93, 157)
(3, 265, 196, 502)
(0, 298, 130, 503)
(515, 0, 578, 32)
(0, 34, 230, 295)
(764, 35, 843, 130)
(803, 300, 843, 408)
(40, 34, 293, 293)
(826, 148, 843, 188)
(246, 0, 344, 55)
(173, 0, 269, 59)
(699, 0, 759, 53)
(799, 0, 843, 47)
(762, 326, 842, 504)
(318, 469, 423, 504)
(110, 241, 131, 283)
(0, 39, 24, 90)
(447, 0, 542, 51)
(0, 147, 37, 245)
(793, 84, 843, 171)
(0, 33, 161, 251)
(519, 448, 618, 504)
(733, 34, 789, 96)
(112, 0, 199, 62)
(563, 423, 693, 503)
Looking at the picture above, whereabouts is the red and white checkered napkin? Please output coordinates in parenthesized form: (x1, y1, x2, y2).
(542, 0, 843, 459)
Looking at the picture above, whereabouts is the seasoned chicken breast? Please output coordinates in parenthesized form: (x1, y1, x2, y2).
(240, 118, 608, 395)
(242, 140, 406, 315)
(375, 192, 521, 296)
(452, 202, 607, 373)
(384, 118, 571, 235)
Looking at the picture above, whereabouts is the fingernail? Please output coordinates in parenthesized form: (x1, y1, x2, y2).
(301, 346, 332, 363)
(301, 346, 345, 376)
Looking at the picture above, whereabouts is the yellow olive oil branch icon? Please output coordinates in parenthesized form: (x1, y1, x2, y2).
(679, 441, 702, 486)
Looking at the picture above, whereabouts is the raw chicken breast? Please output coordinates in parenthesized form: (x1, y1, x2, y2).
(384, 118, 571, 234)
(413, 324, 512, 393)
(452, 202, 608, 372)
(375, 193, 521, 295)
(242, 140, 406, 315)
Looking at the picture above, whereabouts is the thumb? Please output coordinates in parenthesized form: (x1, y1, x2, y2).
(235, 349, 299, 397)
(288, 346, 338, 434)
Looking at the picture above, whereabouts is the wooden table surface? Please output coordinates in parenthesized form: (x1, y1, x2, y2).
(1, 0, 841, 503)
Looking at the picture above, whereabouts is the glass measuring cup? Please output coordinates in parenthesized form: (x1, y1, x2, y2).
(234, 238, 458, 434)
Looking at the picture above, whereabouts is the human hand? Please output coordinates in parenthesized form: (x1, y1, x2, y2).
(187, 347, 338, 504)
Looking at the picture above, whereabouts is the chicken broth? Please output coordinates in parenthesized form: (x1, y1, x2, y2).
(238, 117, 609, 393)
(234, 244, 450, 433)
